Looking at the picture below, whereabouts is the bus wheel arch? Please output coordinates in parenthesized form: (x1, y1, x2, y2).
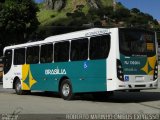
(59, 76, 74, 100)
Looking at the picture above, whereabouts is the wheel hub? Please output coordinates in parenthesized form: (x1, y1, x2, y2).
(62, 83, 70, 97)
(16, 82, 21, 91)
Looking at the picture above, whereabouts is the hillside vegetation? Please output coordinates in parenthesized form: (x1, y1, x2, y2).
(35, 0, 160, 40)
(1, 0, 159, 57)
(37, 0, 113, 26)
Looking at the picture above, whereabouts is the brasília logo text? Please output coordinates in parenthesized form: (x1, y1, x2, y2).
(45, 66, 66, 75)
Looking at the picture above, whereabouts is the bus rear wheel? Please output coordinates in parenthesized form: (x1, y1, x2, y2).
(60, 79, 74, 100)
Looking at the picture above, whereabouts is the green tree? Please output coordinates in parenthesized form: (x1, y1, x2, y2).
(131, 8, 140, 14)
(0, 0, 39, 49)
(66, 5, 87, 26)
(114, 7, 130, 21)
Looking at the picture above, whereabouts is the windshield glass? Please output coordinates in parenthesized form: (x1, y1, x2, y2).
(119, 28, 156, 56)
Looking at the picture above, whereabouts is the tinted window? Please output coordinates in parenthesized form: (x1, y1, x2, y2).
(26, 46, 39, 64)
(14, 48, 25, 65)
(4, 50, 12, 74)
(90, 35, 110, 60)
(54, 41, 69, 62)
(119, 29, 155, 56)
(71, 38, 88, 61)
(40, 44, 53, 63)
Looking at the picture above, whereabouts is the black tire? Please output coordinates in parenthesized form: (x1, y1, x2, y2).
(15, 80, 24, 95)
(60, 79, 74, 100)
(15, 79, 30, 95)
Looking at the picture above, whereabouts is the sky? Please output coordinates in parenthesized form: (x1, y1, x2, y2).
(35, 0, 43, 3)
(35, 0, 160, 21)
(117, 0, 160, 20)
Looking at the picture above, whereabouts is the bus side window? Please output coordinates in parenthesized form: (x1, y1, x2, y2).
(90, 35, 110, 60)
(4, 50, 12, 74)
(26, 46, 39, 64)
(14, 48, 25, 65)
(71, 38, 88, 61)
(54, 41, 69, 62)
(40, 44, 53, 63)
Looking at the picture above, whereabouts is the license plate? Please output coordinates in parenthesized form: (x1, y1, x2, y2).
(135, 76, 144, 81)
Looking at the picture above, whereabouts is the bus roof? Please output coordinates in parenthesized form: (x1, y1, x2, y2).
(44, 28, 111, 42)
(4, 28, 115, 51)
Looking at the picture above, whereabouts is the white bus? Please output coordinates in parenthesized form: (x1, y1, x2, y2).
(3, 28, 158, 100)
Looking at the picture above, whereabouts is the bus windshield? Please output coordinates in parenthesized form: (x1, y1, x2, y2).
(119, 28, 156, 56)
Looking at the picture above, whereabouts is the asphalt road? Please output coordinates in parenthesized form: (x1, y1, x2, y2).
(0, 85, 160, 113)
(0, 79, 160, 120)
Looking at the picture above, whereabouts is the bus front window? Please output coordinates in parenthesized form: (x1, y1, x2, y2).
(119, 29, 156, 56)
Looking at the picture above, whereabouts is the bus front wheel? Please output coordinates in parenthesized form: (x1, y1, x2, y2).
(15, 80, 24, 95)
(60, 79, 74, 100)
(15, 80, 30, 95)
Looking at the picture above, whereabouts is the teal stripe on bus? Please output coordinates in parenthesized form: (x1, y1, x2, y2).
(29, 60, 107, 93)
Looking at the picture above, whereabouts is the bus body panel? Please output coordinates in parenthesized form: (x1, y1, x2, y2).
(21, 60, 107, 93)
(3, 64, 22, 88)
(117, 54, 158, 90)
(106, 28, 119, 91)
(120, 54, 156, 76)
